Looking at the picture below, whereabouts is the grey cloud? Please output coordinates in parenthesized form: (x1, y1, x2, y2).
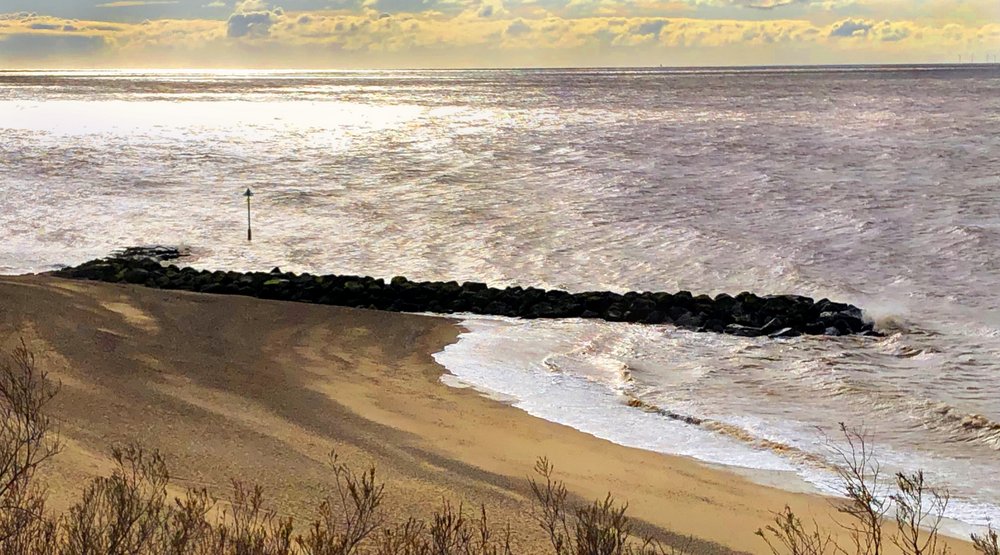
(28, 23, 62, 30)
(478, 4, 493, 17)
(227, 11, 276, 37)
(876, 22, 909, 41)
(633, 19, 667, 36)
(227, 1, 284, 38)
(829, 19, 871, 37)
(505, 19, 529, 36)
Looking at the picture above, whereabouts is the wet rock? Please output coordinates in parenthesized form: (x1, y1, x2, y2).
(675, 312, 705, 329)
(54, 248, 879, 339)
(123, 268, 150, 284)
(114, 246, 186, 262)
(643, 310, 665, 324)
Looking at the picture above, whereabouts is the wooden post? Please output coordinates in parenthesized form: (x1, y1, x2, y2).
(244, 188, 254, 241)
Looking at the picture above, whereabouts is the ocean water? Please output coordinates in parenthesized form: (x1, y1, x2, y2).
(3, 66, 1000, 529)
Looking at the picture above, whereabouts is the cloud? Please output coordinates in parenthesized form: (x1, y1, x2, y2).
(203, 1, 228, 6)
(505, 19, 530, 35)
(234, 0, 269, 10)
(227, 11, 278, 36)
(829, 18, 871, 37)
(733, 0, 806, 9)
(0, 13, 39, 20)
(1, 6, 998, 67)
(96, 1, 180, 7)
(633, 19, 666, 35)
(227, 0, 284, 37)
(875, 21, 910, 42)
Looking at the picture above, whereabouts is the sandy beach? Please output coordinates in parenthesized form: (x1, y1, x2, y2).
(0, 275, 976, 554)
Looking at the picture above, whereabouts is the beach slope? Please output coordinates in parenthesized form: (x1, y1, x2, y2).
(0, 276, 974, 554)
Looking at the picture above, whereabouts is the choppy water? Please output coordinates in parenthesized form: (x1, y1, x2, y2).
(3, 67, 1000, 529)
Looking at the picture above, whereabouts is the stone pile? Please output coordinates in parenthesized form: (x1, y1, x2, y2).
(55, 248, 878, 338)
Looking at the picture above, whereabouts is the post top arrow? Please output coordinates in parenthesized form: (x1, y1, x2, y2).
(244, 188, 254, 197)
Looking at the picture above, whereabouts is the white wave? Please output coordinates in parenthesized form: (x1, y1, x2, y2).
(434, 316, 1000, 531)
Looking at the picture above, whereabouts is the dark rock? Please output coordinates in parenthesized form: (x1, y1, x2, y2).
(123, 268, 150, 284)
(200, 283, 224, 294)
(56, 249, 878, 339)
(703, 319, 726, 333)
(675, 312, 705, 329)
(643, 310, 665, 324)
(114, 246, 186, 262)
(605, 304, 626, 322)
(667, 306, 689, 321)
(462, 282, 487, 292)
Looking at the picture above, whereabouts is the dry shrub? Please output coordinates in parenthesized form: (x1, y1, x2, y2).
(891, 470, 949, 555)
(831, 424, 889, 555)
(0, 339, 61, 554)
(528, 457, 685, 555)
(61, 443, 174, 554)
(971, 528, 999, 555)
(2, 339, 997, 555)
(758, 424, 965, 555)
(755, 506, 837, 555)
(297, 454, 385, 555)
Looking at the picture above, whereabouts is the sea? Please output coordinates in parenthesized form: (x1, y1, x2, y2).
(2, 66, 1000, 532)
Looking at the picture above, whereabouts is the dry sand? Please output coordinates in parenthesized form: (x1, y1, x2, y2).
(0, 275, 976, 554)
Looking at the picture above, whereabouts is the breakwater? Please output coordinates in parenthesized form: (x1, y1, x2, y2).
(54, 248, 877, 338)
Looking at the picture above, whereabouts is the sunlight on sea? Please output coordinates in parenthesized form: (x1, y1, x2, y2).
(3, 67, 1000, 527)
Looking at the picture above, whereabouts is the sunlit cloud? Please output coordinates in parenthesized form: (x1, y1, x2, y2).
(0, 0, 998, 67)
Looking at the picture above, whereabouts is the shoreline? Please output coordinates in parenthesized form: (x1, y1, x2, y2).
(432, 316, 994, 539)
(0, 275, 977, 553)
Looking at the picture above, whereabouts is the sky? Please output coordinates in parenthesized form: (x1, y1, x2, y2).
(0, 0, 999, 68)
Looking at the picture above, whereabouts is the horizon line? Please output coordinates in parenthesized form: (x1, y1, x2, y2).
(4, 61, 1000, 73)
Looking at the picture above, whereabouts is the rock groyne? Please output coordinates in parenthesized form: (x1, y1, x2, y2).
(55, 248, 878, 338)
